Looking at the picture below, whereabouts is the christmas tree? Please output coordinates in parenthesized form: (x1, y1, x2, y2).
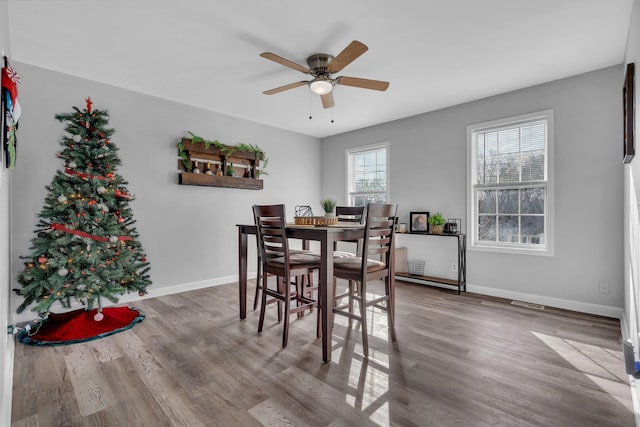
(14, 98, 151, 318)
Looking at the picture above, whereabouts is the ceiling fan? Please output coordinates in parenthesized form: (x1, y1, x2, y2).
(260, 40, 389, 109)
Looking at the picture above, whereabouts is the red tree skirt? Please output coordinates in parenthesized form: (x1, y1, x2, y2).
(18, 306, 145, 346)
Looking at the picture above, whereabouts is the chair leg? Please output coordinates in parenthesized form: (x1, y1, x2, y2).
(277, 277, 284, 322)
(282, 275, 291, 348)
(253, 260, 262, 310)
(295, 276, 304, 319)
(358, 281, 369, 358)
(385, 276, 396, 341)
(258, 272, 268, 333)
(348, 280, 355, 327)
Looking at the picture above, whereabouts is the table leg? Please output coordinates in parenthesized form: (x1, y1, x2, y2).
(320, 233, 334, 363)
(238, 227, 248, 320)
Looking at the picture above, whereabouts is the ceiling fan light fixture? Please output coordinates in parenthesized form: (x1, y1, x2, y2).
(309, 78, 333, 95)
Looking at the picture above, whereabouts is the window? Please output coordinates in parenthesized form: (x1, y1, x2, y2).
(467, 110, 554, 255)
(346, 143, 389, 206)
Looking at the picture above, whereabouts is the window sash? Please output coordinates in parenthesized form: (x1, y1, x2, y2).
(473, 184, 546, 247)
(467, 109, 553, 254)
(475, 120, 547, 186)
(347, 144, 389, 205)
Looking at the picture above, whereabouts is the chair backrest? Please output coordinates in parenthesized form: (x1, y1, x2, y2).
(361, 203, 398, 270)
(335, 206, 365, 224)
(253, 204, 289, 262)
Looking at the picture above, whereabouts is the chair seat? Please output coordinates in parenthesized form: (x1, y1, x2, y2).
(334, 256, 386, 273)
(264, 248, 312, 259)
(267, 252, 321, 267)
(332, 250, 357, 258)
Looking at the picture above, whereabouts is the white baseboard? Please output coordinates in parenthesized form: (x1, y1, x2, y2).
(1, 333, 14, 427)
(13, 275, 621, 322)
(467, 283, 623, 319)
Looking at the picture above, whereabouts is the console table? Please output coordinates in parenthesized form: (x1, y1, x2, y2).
(395, 232, 466, 294)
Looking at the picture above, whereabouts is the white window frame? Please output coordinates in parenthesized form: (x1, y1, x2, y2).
(466, 109, 554, 256)
(345, 142, 390, 206)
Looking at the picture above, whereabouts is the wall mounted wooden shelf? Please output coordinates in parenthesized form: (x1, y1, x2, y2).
(179, 172, 263, 190)
(177, 138, 264, 190)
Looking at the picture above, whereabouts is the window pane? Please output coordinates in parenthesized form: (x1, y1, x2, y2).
(477, 132, 498, 184)
(478, 215, 496, 241)
(520, 124, 545, 181)
(522, 216, 544, 244)
(498, 189, 519, 214)
(477, 190, 496, 214)
(352, 194, 386, 207)
(521, 187, 544, 214)
(498, 128, 520, 183)
(498, 215, 519, 242)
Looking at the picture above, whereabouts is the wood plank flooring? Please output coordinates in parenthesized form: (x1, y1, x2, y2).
(11, 280, 634, 426)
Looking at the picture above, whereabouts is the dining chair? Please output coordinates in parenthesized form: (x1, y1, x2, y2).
(253, 204, 321, 348)
(333, 206, 365, 315)
(333, 205, 365, 255)
(332, 203, 398, 357)
(253, 219, 317, 311)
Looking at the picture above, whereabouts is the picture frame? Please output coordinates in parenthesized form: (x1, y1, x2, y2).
(623, 62, 635, 164)
(410, 212, 429, 232)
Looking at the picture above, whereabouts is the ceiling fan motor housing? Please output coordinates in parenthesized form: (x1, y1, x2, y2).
(307, 54, 334, 77)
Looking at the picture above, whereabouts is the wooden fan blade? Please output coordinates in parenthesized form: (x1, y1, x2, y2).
(260, 52, 310, 74)
(336, 76, 390, 91)
(321, 92, 335, 109)
(263, 81, 308, 95)
(327, 40, 368, 73)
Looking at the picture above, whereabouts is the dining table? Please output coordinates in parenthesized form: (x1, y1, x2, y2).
(237, 222, 383, 363)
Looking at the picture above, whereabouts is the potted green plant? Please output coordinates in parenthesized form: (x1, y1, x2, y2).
(321, 199, 337, 217)
(428, 212, 446, 234)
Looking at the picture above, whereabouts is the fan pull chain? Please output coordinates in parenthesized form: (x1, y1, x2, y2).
(309, 91, 313, 120)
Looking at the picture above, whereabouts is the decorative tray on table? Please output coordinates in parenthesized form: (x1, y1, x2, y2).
(293, 216, 339, 226)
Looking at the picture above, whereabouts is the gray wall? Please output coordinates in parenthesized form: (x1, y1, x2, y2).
(322, 66, 623, 314)
(623, 0, 640, 419)
(0, 0, 14, 423)
(10, 63, 322, 320)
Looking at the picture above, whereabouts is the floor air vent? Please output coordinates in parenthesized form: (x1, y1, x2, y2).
(510, 300, 545, 310)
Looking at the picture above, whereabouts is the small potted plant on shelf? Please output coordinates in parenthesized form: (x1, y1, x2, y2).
(321, 199, 337, 217)
(428, 212, 446, 234)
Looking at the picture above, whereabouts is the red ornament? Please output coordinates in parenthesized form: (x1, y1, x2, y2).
(118, 217, 124, 223)
(114, 190, 122, 197)
(38, 256, 48, 264)
(141, 257, 147, 262)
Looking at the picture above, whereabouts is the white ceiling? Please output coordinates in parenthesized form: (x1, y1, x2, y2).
(5, 0, 634, 138)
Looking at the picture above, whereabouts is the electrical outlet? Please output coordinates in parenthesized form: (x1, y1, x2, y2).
(599, 281, 610, 295)
(451, 263, 457, 273)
